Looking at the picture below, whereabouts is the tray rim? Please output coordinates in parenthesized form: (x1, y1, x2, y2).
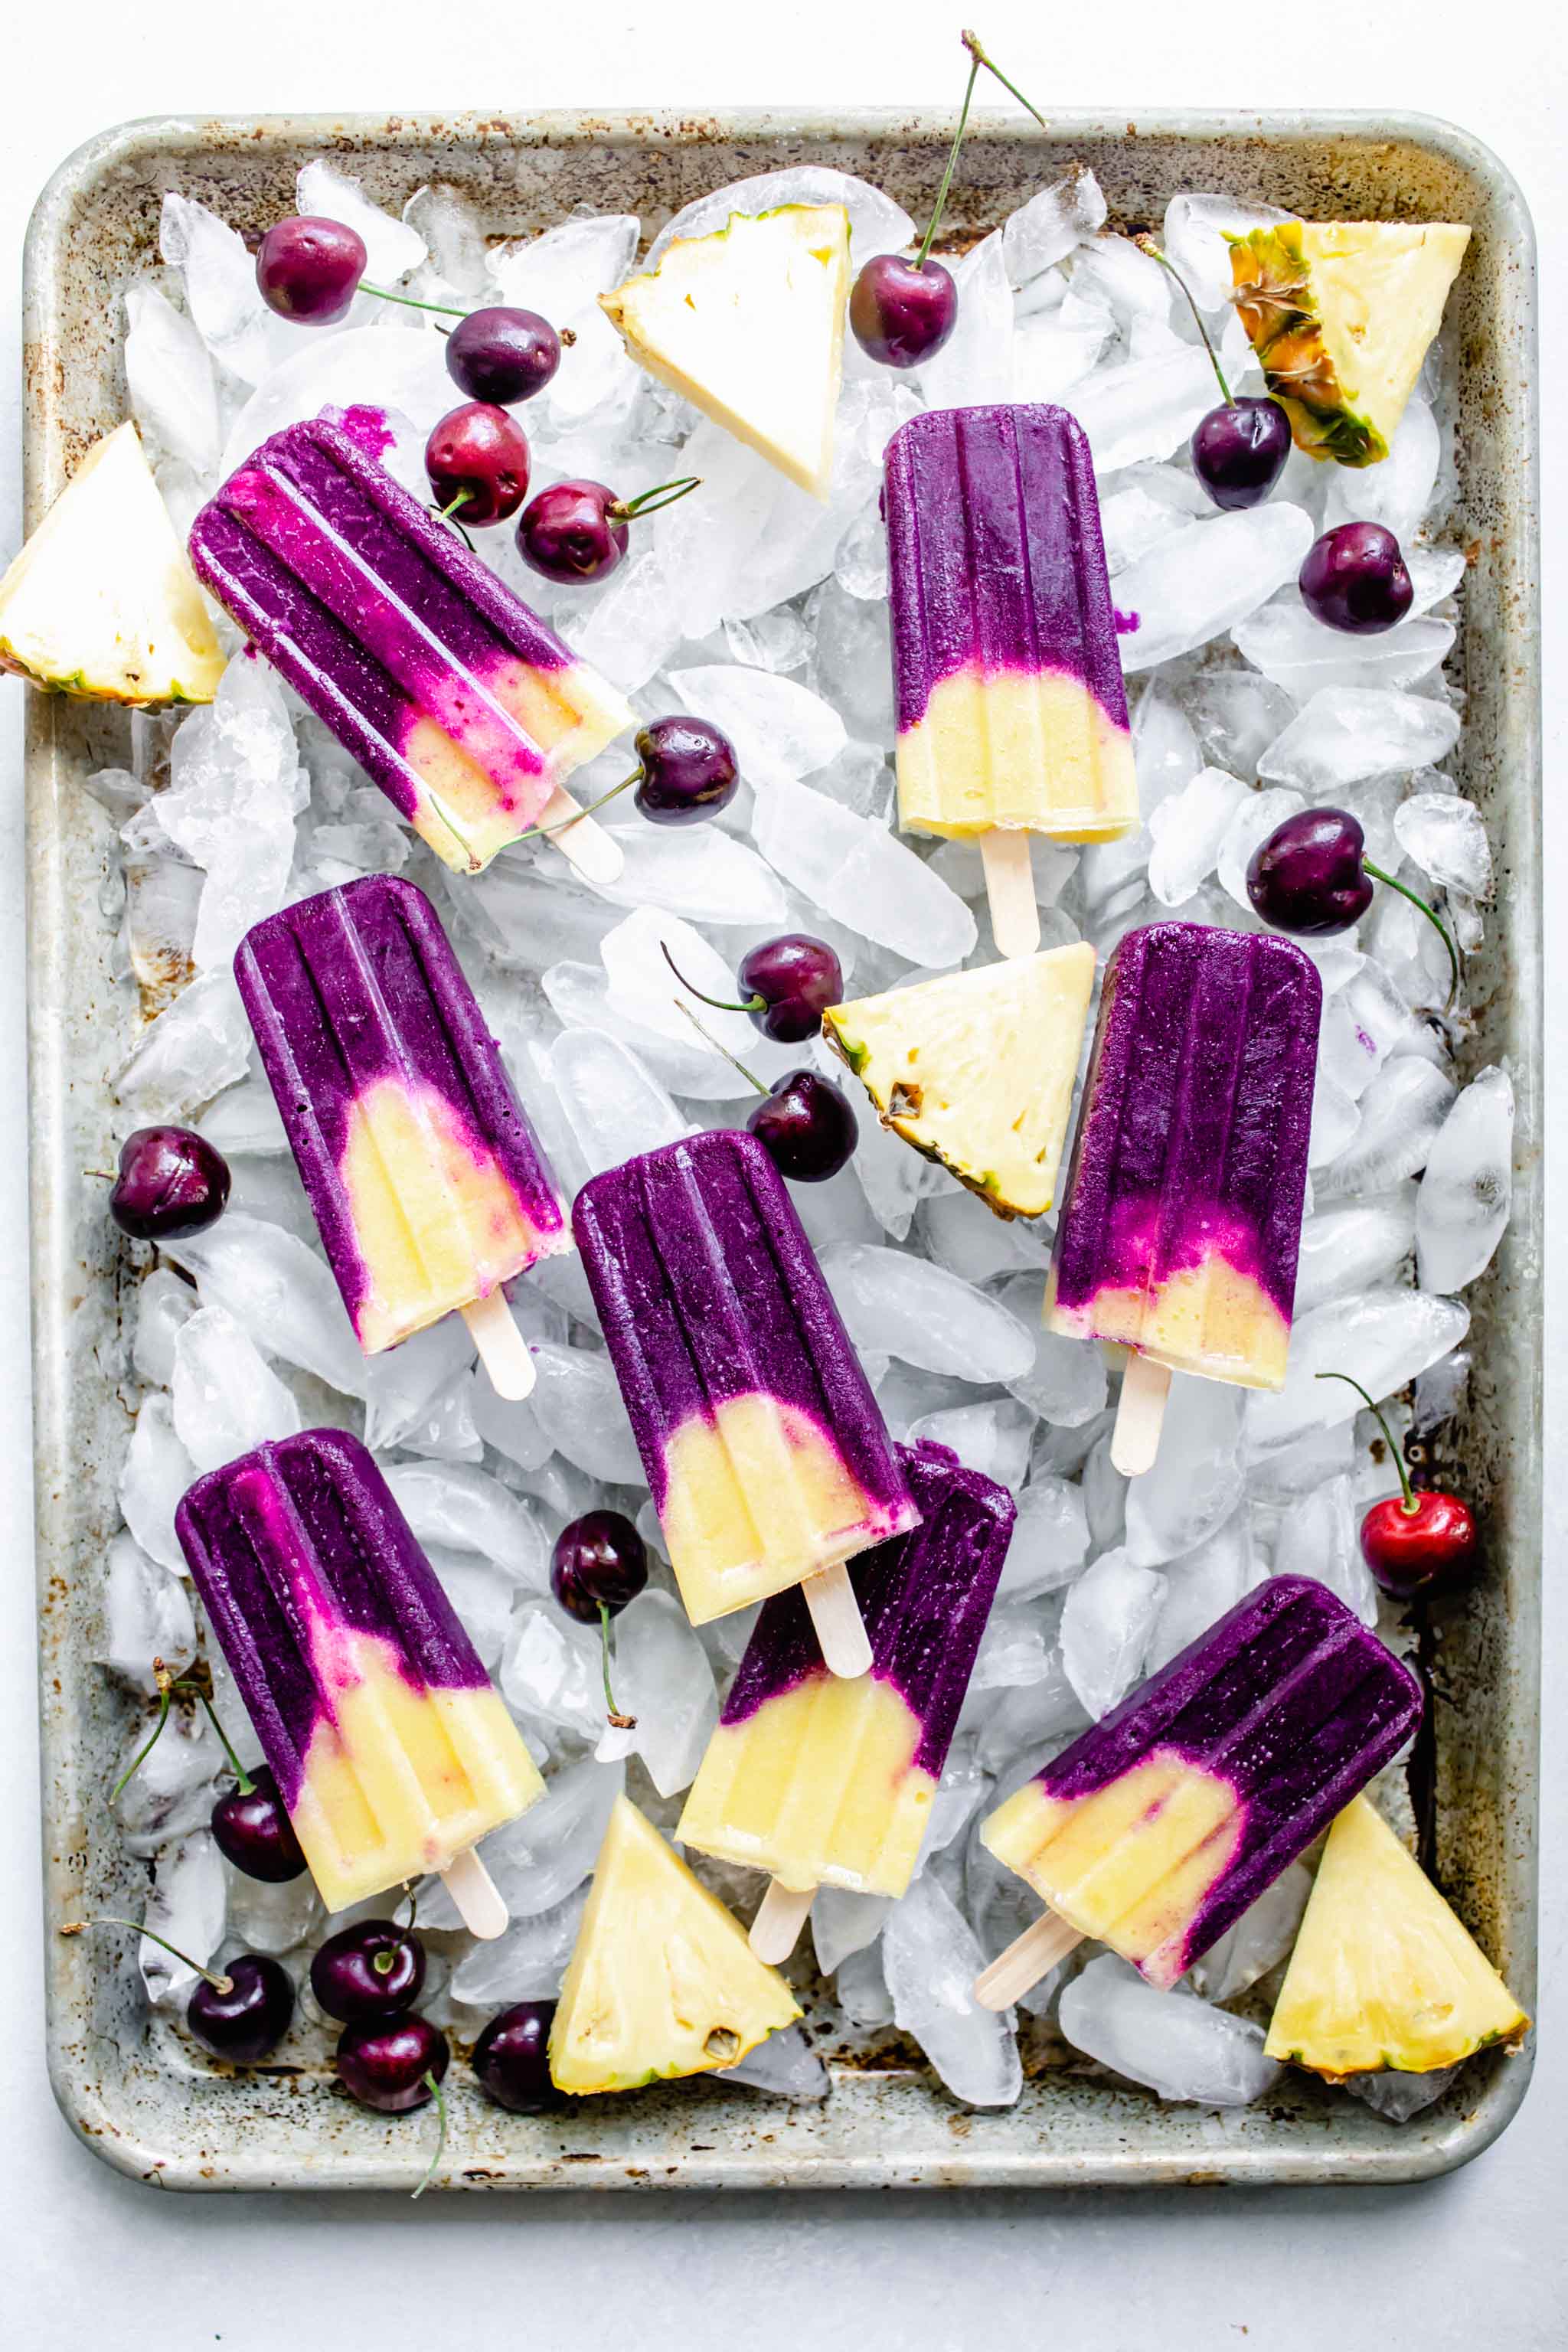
(24, 101, 1542, 2194)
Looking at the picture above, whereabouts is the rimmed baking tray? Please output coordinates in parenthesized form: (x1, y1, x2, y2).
(25, 106, 1540, 2190)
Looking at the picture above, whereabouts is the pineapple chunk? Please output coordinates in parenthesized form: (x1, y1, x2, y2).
(549, 1797, 800, 2096)
(1266, 1796, 1528, 2079)
(1230, 220, 1470, 467)
(0, 422, 222, 703)
(822, 944, 1096, 1219)
(599, 206, 850, 498)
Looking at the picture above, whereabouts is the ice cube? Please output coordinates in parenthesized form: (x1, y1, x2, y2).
(995, 1476, 1091, 1602)
(224, 1860, 325, 1958)
(1182, 670, 1297, 777)
(906, 1400, 1034, 1491)
(116, 966, 254, 1123)
(595, 818, 792, 930)
(834, 501, 889, 601)
(549, 1027, 691, 1179)
(1272, 1475, 1377, 1624)
(1119, 505, 1315, 673)
(818, 1246, 1034, 1382)
(1259, 688, 1461, 792)
(995, 1276, 1109, 1426)
(1234, 600, 1455, 698)
(753, 782, 977, 968)
(220, 326, 454, 476)
(1147, 766, 1250, 905)
(1314, 1055, 1455, 1199)
(1125, 1377, 1246, 1566)
(492, 213, 641, 424)
(1080, 1429, 1129, 1551)
(1415, 1066, 1514, 1292)
(1004, 165, 1108, 286)
(402, 182, 492, 298)
(557, 549, 684, 694)
(123, 284, 222, 481)
(200, 1073, 289, 1158)
(594, 1591, 717, 1797)
(917, 1191, 1051, 1285)
(808, 573, 897, 741)
(381, 1461, 550, 1589)
(1161, 192, 1295, 311)
(1345, 2065, 1459, 2123)
(645, 166, 913, 281)
(450, 1886, 589, 2005)
(1060, 1550, 1165, 1717)
(119, 1395, 198, 1574)
(720, 2026, 831, 2102)
(882, 1872, 1022, 2108)
(601, 906, 791, 1076)
(139, 1832, 228, 2005)
(162, 1214, 369, 1399)
(969, 1600, 1059, 1694)
(920, 233, 1014, 411)
(845, 1092, 951, 1239)
(1188, 1864, 1313, 2001)
(96, 1533, 197, 1694)
(1076, 343, 1227, 475)
(422, 1756, 625, 1929)
(296, 159, 427, 284)
(1294, 1187, 1419, 1315)
(116, 1700, 222, 1858)
(1145, 1514, 1255, 1672)
(171, 1305, 303, 1472)
(501, 1599, 606, 1743)
(528, 1343, 643, 1484)
(813, 1885, 891, 1975)
(1393, 792, 1493, 901)
(160, 191, 305, 387)
(132, 1268, 199, 1389)
(1323, 392, 1441, 546)
(429, 1546, 518, 1670)
(669, 664, 845, 793)
(1247, 1288, 1469, 1454)
(1059, 1954, 1282, 2105)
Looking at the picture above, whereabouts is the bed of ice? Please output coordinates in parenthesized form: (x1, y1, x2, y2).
(90, 157, 1511, 2122)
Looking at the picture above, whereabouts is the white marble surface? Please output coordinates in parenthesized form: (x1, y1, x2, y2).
(2, 5, 1562, 2344)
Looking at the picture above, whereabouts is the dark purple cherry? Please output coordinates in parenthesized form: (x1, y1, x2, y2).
(661, 934, 841, 1044)
(109, 1125, 230, 1242)
(1189, 397, 1292, 511)
(516, 473, 701, 586)
(256, 216, 368, 324)
(425, 403, 531, 527)
(850, 254, 957, 369)
(635, 716, 740, 825)
(335, 2014, 449, 2114)
(446, 306, 560, 405)
(188, 1954, 296, 2063)
(1247, 806, 1459, 1002)
(1299, 521, 1414, 635)
(850, 31, 1046, 371)
(211, 1763, 307, 1883)
(311, 1918, 426, 2022)
(472, 2001, 562, 2113)
(749, 1070, 858, 1183)
(550, 1511, 648, 1623)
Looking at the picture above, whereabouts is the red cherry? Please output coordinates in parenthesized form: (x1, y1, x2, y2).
(1317, 1372, 1480, 1599)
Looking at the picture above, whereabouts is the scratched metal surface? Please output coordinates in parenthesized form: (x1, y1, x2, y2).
(23, 107, 1540, 2190)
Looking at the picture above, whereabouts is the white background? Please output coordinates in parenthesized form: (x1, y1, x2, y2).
(2, 6, 1562, 2346)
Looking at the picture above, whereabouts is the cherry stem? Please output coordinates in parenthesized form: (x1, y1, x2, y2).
(111, 1663, 253, 1801)
(599, 1602, 636, 1731)
(1315, 1372, 1419, 1514)
(1363, 861, 1461, 1008)
(609, 475, 702, 524)
(1135, 237, 1233, 405)
(672, 998, 769, 1098)
(509, 768, 642, 844)
(432, 491, 475, 554)
(197, 1692, 256, 1795)
(961, 31, 1050, 131)
(410, 2070, 449, 2202)
(659, 941, 763, 1017)
(361, 283, 466, 319)
(374, 1883, 420, 1974)
(61, 1916, 233, 1995)
(916, 47, 983, 270)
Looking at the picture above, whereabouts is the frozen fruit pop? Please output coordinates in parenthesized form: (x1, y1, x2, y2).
(177, 1429, 541, 1930)
(188, 415, 633, 877)
(573, 1128, 918, 1671)
(679, 1440, 1013, 1960)
(975, 1573, 1422, 2008)
(237, 873, 567, 1396)
(1046, 920, 1321, 1472)
(884, 403, 1138, 956)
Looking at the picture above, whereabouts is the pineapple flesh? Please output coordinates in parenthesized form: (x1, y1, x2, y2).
(822, 944, 1096, 1219)
(0, 422, 222, 703)
(1229, 220, 1470, 467)
(549, 1796, 800, 2095)
(1265, 1795, 1529, 2079)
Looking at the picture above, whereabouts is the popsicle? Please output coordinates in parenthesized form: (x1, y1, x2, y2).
(188, 415, 633, 877)
(1045, 920, 1321, 1473)
(974, 1573, 1422, 2008)
(678, 1440, 1014, 1960)
(237, 873, 568, 1398)
(573, 1128, 917, 1672)
(176, 1428, 541, 1932)
(884, 403, 1138, 957)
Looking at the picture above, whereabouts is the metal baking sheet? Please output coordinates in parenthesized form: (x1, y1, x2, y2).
(25, 106, 1540, 2191)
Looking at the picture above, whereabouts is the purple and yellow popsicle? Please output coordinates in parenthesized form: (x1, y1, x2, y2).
(976, 1573, 1422, 2007)
(237, 874, 567, 1387)
(177, 1429, 541, 1921)
(188, 416, 632, 876)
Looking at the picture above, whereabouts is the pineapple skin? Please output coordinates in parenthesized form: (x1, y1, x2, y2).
(1230, 224, 1385, 466)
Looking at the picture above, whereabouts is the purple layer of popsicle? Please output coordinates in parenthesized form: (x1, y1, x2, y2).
(188, 416, 575, 829)
(1035, 1573, 1421, 1973)
(719, 1440, 1014, 1775)
(1051, 922, 1321, 1326)
(236, 873, 566, 1338)
(176, 1427, 490, 1811)
(884, 402, 1131, 736)
(573, 1128, 913, 1532)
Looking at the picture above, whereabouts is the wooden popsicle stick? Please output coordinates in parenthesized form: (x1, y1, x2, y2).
(981, 829, 1041, 959)
(973, 1910, 1084, 2011)
(534, 784, 626, 885)
(750, 1879, 815, 1965)
(1111, 1352, 1172, 1477)
(440, 1847, 509, 1941)
(462, 1289, 536, 1400)
(803, 1560, 874, 1679)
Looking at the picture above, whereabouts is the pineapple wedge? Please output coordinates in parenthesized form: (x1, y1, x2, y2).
(0, 422, 222, 703)
(1229, 220, 1470, 467)
(1265, 1796, 1528, 2079)
(599, 205, 850, 499)
(549, 1796, 800, 2096)
(822, 944, 1096, 1219)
